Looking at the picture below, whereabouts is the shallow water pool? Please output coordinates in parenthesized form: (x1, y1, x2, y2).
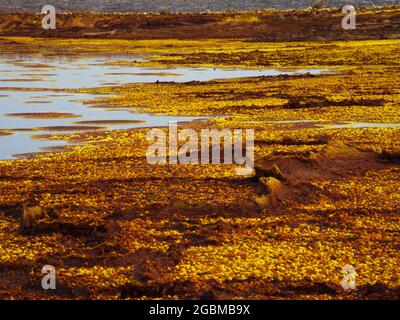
(0, 54, 327, 159)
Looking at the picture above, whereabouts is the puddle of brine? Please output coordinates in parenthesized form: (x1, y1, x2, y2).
(0, 54, 328, 89)
(0, 53, 329, 159)
(0, 90, 203, 159)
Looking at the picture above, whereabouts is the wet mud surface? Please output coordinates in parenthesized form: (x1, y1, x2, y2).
(0, 8, 399, 300)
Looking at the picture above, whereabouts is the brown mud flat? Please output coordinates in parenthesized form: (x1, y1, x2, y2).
(24, 101, 52, 104)
(104, 72, 183, 77)
(0, 7, 399, 41)
(0, 134, 398, 300)
(252, 140, 391, 208)
(74, 120, 146, 125)
(0, 12, 399, 300)
(6, 126, 106, 133)
(34, 125, 107, 132)
(0, 63, 399, 299)
(0, 78, 43, 82)
(5, 112, 81, 119)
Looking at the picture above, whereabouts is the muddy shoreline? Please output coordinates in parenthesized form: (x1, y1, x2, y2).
(0, 8, 399, 300)
(0, 7, 399, 41)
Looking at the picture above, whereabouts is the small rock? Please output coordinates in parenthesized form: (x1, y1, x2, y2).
(235, 165, 255, 177)
(19, 206, 58, 232)
(260, 177, 284, 195)
(255, 163, 286, 181)
(173, 200, 193, 210)
(252, 195, 270, 209)
(367, 283, 389, 295)
(20, 206, 45, 231)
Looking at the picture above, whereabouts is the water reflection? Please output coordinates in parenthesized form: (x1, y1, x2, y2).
(0, 54, 326, 159)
